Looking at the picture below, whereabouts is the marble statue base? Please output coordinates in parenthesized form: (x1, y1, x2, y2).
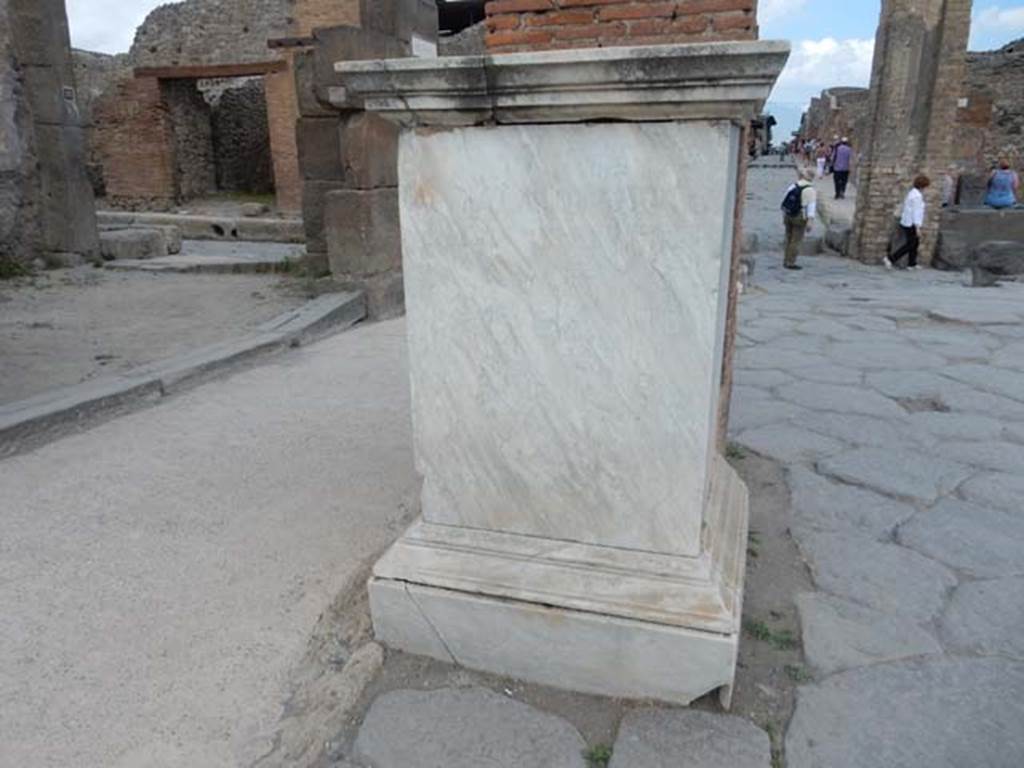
(369, 457, 749, 706)
(336, 42, 789, 708)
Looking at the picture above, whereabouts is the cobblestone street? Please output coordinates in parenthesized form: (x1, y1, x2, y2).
(732, 187, 1024, 764)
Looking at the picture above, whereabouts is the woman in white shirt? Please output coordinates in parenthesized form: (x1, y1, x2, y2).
(884, 175, 931, 270)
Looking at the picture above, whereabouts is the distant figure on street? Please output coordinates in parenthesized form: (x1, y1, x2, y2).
(884, 175, 931, 271)
(832, 138, 853, 199)
(815, 144, 828, 179)
(984, 159, 1019, 209)
(782, 168, 817, 271)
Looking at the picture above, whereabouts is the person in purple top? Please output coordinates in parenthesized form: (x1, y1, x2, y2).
(832, 138, 854, 199)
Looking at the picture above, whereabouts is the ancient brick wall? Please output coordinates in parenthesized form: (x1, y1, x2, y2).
(72, 49, 132, 196)
(0, 0, 98, 267)
(850, 0, 972, 265)
(211, 79, 274, 194)
(93, 77, 177, 210)
(951, 39, 1024, 179)
(484, 0, 758, 52)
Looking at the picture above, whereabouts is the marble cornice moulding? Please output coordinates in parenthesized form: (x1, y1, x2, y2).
(333, 41, 790, 127)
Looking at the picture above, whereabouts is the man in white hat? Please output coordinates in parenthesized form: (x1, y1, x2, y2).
(781, 167, 818, 271)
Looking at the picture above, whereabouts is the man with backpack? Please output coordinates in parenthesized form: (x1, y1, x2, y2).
(782, 168, 817, 270)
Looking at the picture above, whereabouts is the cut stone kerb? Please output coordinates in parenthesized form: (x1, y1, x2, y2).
(338, 42, 789, 707)
(334, 41, 791, 126)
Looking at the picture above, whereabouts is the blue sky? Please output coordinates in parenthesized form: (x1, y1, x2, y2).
(66, 0, 1024, 135)
(762, 0, 1024, 135)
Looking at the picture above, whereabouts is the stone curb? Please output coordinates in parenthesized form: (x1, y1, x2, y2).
(97, 211, 305, 244)
(0, 291, 367, 458)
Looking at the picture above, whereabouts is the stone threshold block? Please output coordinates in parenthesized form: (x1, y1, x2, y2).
(338, 41, 788, 708)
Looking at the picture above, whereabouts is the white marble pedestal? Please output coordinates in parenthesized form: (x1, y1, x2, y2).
(338, 42, 788, 706)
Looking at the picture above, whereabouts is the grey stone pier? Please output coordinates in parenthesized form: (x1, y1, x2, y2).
(337, 42, 789, 706)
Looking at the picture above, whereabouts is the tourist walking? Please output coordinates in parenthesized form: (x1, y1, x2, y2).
(832, 138, 853, 199)
(984, 159, 1019, 209)
(884, 175, 930, 270)
(815, 144, 828, 179)
(782, 168, 817, 271)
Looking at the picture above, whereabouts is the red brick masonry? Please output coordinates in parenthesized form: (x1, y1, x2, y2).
(485, 0, 757, 51)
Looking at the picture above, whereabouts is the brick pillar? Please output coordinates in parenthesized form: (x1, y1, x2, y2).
(850, 0, 971, 265)
(265, 56, 303, 214)
(93, 77, 177, 210)
(484, 0, 758, 52)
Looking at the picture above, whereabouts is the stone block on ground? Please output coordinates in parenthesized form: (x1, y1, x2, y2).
(796, 592, 941, 677)
(302, 180, 349, 255)
(897, 498, 1024, 578)
(339, 113, 399, 189)
(775, 381, 907, 420)
(240, 203, 269, 218)
(324, 188, 401, 278)
(352, 687, 587, 768)
(609, 709, 770, 768)
(99, 229, 166, 261)
(940, 577, 1024, 660)
(311, 27, 408, 110)
(786, 658, 1024, 768)
(297, 117, 343, 181)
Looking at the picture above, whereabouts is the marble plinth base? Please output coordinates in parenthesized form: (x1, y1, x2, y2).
(369, 458, 749, 706)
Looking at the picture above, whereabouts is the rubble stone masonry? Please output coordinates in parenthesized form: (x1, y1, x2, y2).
(484, 0, 757, 52)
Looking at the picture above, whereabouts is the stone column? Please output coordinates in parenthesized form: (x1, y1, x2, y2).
(339, 42, 787, 706)
(0, 0, 99, 267)
(850, 0, 972, 265)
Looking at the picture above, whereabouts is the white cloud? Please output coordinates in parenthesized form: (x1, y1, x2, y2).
(970, 5, 1024, 50)
(66, 0, 165, 54)
(775, 37, 875, 93)
(768, 37, 875, 135)
(759, 0, 810, 24)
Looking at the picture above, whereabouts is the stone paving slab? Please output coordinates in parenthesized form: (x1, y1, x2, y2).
(796, 592, 941, 677)
(608, 709, 770, 768)
(786, 466, 916, 540)
(818, 447, 973, 504)
(940, 577, 1024, 660)
(796, 531, 957, 624)
(352, 688, 587, 768)
(959, 471, 1024, 511)
(786, 658, 1024, 768)
(897, 499, 1024, 578)
(736, 424, 846, 464)
(775, 382, 907, 420)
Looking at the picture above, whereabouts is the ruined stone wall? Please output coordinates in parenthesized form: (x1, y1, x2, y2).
(0, 0, 41, 269)
(801, 87, 870, 147)
(0, 0, 98, 267)
(163, 81, 216, 201)
(440, 21, 487, 55)
(211, 79, 274, 194)
(484, 0, 758, 52)
(850, 0, 972, 265)
(129, 0, 294, 69)
(952, 39, 1024, 179)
